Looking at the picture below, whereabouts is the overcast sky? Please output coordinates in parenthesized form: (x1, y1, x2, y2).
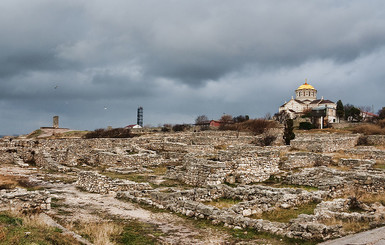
(1, 0, 385, 135)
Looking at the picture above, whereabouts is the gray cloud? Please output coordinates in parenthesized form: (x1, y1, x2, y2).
(1, 0, 385, 135)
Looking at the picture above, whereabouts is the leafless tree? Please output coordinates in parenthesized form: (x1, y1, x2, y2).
(195, 115, 209, 125)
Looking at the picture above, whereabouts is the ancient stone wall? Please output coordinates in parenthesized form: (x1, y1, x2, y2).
(116, 184, 351, 241)
(75, 171, 152, 194)
(290, 134, 359, 152)
(280, 166, 385, 194)
(367, 135, 385, 146)
(0, 188, 51, 212)
(280, 152, 332, 169)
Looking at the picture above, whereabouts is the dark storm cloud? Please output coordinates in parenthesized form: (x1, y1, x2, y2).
(1, 0, 385, 134)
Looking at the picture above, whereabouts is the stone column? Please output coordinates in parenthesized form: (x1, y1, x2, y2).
(53, 116, 59, 129)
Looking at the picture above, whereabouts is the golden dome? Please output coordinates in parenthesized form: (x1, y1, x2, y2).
(297, 80, 315, 90)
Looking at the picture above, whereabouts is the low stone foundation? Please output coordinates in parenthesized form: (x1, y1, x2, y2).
(280, 167, 385, 194)
(75, 171, 153, 194)
(291, 134, 359, 152)
(0, 188, 51, 212)
(280, 152, 332, 169)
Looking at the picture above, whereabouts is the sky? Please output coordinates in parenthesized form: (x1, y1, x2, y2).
(1, 0, 385, 135)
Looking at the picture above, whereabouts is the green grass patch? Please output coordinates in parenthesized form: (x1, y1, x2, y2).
(101, 171, 150, 182)
(151, 179, 192, 189)
(26, 129, 43, 138)
(0, 211, 80, 244)
(115, 220, 160, 245)
(149, 166, 167, 175)
(0, 213, 23, 226)
(252, 201, 319, 223)
(185, 216, 318, 244)
(374, 160, 385, 170)
(203, 198, 242, 209)
(136, 201, 318, 244)
(261, 176, 319, 192)
(58, 130, 89, 138)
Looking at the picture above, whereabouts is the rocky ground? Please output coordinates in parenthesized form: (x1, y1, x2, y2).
(1, 130, 385, 244)
(0, 164, 296, 244)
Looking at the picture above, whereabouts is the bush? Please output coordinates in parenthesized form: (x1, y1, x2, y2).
(83, 128, 134, 138)
(377, 119, 385, 128)
(283, 119, 295, 145)
(238, 119, 277, 135)
(357, 136, 369, 146)
(299, 122, 315, 130)
(172, 124, 191, 132)
(257, 134, 277, 146)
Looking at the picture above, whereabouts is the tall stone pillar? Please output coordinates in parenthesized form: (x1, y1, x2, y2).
(53, 116, 59, 129)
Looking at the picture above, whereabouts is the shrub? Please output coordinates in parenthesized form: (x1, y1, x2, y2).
(172, 124, 191, 132)
(377, 119, 385, 128)
(301, 109, 312, 118)
(283, 119, 295, 145)
(299, 122, 315, 130)
(83, 128, 134, 138)
(357, 136, 369, 146)
(257, 135, 277, 146)
(238, 119, 277, 135)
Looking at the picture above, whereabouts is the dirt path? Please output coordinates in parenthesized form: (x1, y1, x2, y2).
(1, 165, 228, 244)
(319, 226, 385, 245)
(48, 184, 227, 244)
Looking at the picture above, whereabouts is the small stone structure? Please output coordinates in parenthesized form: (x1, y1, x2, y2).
(53, 116, 59, 129)
(0, 188, 51, 212)
(76, 171, 152, 194)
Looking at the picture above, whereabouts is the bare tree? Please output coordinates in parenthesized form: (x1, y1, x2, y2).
(275, 111, 288, 124)
(264, 113, 272, 120)
(195, 115, 209, 125)
(359, 105, 372, 113)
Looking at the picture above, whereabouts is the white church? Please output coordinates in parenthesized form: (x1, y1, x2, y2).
(279, 80, 337, 124)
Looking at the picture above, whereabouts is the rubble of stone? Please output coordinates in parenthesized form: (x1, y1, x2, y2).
(1, 130, 385, 242)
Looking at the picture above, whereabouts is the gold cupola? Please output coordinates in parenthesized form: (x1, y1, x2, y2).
(295, 79, 317, 101)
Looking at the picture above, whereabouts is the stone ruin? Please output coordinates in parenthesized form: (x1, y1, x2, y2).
(1, 130, 385, 242)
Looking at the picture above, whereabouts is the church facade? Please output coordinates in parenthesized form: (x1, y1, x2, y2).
(279, 80, 337, 124)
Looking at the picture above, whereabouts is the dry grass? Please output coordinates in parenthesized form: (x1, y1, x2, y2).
(0, 174, 39, 190)
(332, 150, 363, 161)
(54, 131, 89, 138)
(328, 165, 352, 172)
(375, 145, 385, 150)
(214, 144, 228, 150)
(204, 198, 241, 209)
(150, 166, 168, 175)
(357, 193, 385, 205)
(21, 212, 48, 228)
(81, 222, 123, 245)
(342, 186, 385, 205)
(321, 218, 370, 233)
(351, 124, 385, 135)
(295, 128, 352, 134)
(374, 160, 385, 170)
(0, 175, 19, 189)
(0, 210, 80, 244)
(26, 129, 43, 138)
(252, 202, 319, 223)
